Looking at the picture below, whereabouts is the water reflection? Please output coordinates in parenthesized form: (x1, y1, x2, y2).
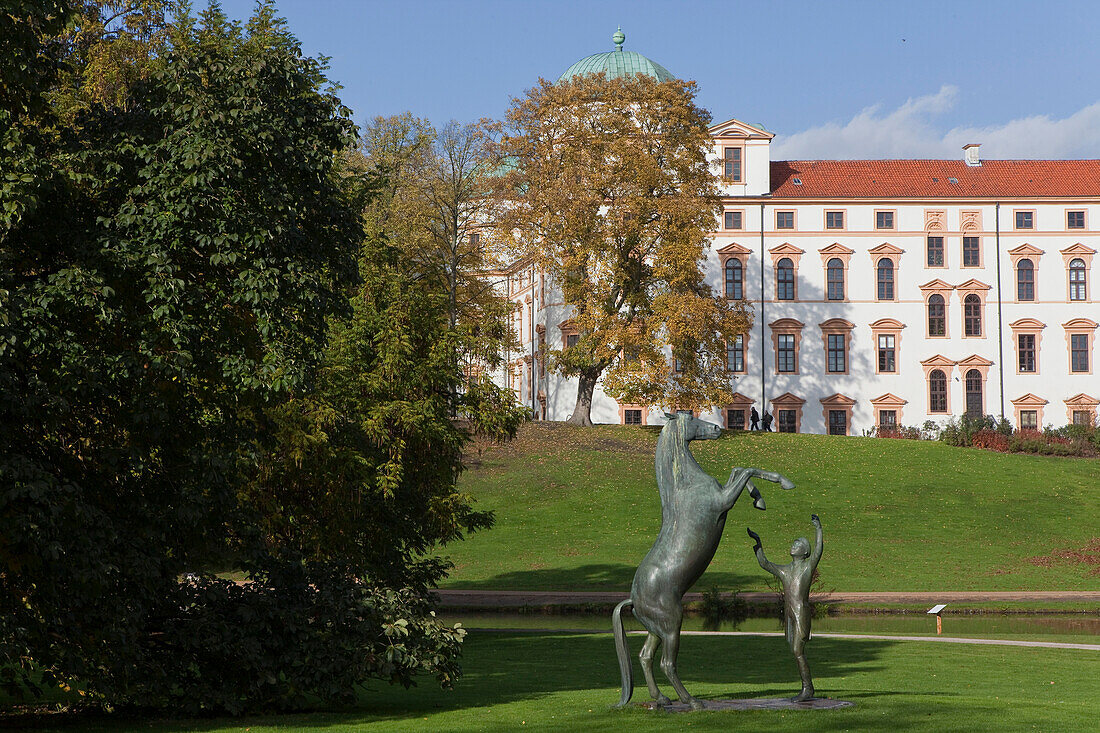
(443, 612, 1100, 644)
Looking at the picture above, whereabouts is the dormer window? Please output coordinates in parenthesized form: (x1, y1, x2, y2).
(723, 147, 742, 182)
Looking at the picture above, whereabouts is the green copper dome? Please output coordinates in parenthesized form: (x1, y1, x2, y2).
(558, 28, 675, 83)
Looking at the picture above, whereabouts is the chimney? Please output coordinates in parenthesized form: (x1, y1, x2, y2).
(963, 143, 981, 167)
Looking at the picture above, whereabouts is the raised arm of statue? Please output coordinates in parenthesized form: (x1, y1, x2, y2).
(810, 514, 823, 567)
(747, 527, 780, 577)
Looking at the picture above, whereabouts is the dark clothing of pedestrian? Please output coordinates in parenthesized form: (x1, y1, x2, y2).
(750, 407, 760, 431)
(761, 411, 773, 432)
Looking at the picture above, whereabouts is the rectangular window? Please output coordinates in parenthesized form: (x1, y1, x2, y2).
(469, 232, 480, 247)
(825, 211, 844, 229)
(566, 334, 579, 348)
(828, 410, 847, 436)
(1073, 410, 1091, 426)
(624, 409, 642, 425)
(727, 409, 745, 430)
(926, 236, 944, 266)
(963, 236, 980, 266)
(727, 335, 745, 373)
(1020, 410, 1038, 430)
(827, 333, 846, 373)
(723, 147, 742, 182)
(1018, 334, 1036, 372)
(777, 409, 796, 433)
(776, 211, 794, 229)
(878, 410, 897, 430)
(1067, 210, 1085, 229)
(777, 334, 795, 373)
(1015, 211, 1033, 229)
(878, 334, 896, 373)
(1070, 334, 1089, 372)
(674, 358, 684, 374)
(723, 210, 742, 230)
(875, 211, 895, 230)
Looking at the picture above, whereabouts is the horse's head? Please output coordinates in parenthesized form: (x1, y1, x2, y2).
(662, 411, 722, 442)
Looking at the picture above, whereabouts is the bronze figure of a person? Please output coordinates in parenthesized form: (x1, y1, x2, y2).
(746, 514, 823, 701)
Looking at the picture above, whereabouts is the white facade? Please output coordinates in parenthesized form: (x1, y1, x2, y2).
(499, 119, 1100, 434)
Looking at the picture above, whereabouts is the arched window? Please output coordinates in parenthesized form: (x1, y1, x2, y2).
(1017, 258, 1034, 301)
(724, 259, 743, 300)
(965, 369, 983, 417)
(927, 294, 945, 336)
(964, 294, 982, 336)
(826, 257, 844, 300)
(877, 258, 894, 300)
(1069, 258, 1087, 301)
(929, 369, 947, 412)
(777, 258, 795, 300)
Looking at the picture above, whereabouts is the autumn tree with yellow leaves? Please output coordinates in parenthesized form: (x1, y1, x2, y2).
(496, 73, 751, 425)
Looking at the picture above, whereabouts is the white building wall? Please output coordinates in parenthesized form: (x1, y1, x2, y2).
(499, 155, 1099, 433)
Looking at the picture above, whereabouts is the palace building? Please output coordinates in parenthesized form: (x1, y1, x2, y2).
(499, 32, 1100, 433)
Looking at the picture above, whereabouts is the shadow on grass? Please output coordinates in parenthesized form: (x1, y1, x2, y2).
(3, 632, 900, 732)
(442, 562, 762, 592)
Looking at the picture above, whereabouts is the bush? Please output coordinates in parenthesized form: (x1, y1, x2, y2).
(698, 586, 749, 630)
(876, 424, 924, 440)
(971, 429, 1010, 452)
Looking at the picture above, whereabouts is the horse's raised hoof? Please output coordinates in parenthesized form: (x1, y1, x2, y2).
(753, 496, 766, 510)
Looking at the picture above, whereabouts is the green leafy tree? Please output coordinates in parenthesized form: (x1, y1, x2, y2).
(49, 0, 178, 120)
(357, 115, 519, 419)
(496, 73, 751, 424)
(1, 2, 477, 712)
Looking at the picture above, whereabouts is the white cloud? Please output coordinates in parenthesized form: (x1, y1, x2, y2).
(772, 85, 1100, 160)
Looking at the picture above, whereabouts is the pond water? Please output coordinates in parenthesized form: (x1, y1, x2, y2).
(443, 612, 1100, 645)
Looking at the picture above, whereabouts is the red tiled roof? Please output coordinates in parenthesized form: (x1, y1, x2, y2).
(769, 160, 1100, 198)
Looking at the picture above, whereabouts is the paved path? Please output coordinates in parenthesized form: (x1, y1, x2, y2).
(437, 589, 1100, 608)
(679, 631, 1100, 651)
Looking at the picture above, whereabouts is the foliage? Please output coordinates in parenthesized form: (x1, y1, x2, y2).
(48, 0, 178, 121)
(970, 429, 1010, 452)
(698, 586, 749, 629)
(938, 414, 998, 447)
(242, 230, 524, 590)
(495, 73, 750, 424)
(936, 416, 1097, 456)
(869, 424, 930, 440)
(356, 114, 519, 412)
(2, 1, 486, 713)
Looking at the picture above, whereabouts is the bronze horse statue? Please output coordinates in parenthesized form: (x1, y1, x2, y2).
(612, 411, 795, 709)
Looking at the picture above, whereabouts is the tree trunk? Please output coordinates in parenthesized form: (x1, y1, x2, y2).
(566, 367, 601, 426)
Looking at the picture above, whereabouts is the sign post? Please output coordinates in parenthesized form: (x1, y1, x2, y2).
(927, 604, 947, 635)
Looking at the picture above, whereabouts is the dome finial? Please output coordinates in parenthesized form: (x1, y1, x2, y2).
(612, 27, 625, 50)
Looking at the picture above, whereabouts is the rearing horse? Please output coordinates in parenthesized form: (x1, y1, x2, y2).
(611, 411, 795, 709)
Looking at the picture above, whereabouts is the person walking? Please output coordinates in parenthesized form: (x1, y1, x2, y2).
(749, 406, 760, 431)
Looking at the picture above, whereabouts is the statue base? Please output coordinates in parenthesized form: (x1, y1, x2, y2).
(642, 697, 855, 712)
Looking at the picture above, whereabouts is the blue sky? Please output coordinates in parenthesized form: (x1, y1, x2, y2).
(216, 0, 1100, 159)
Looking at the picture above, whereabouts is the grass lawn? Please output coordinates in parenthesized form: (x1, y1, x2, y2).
(15, 631, 1098, 732)
(445, 424, 1100, 592)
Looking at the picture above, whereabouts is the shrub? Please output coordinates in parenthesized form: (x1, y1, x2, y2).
(971, 429, 1010, 452)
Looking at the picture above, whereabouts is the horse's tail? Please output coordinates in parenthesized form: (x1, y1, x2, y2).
(612, 599, 634, 707)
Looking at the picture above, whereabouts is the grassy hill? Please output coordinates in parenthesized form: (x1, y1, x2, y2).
(444, 424, 1100, 592)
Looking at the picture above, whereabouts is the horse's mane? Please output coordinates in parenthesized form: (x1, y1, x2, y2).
(656, 419, 704, 499)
